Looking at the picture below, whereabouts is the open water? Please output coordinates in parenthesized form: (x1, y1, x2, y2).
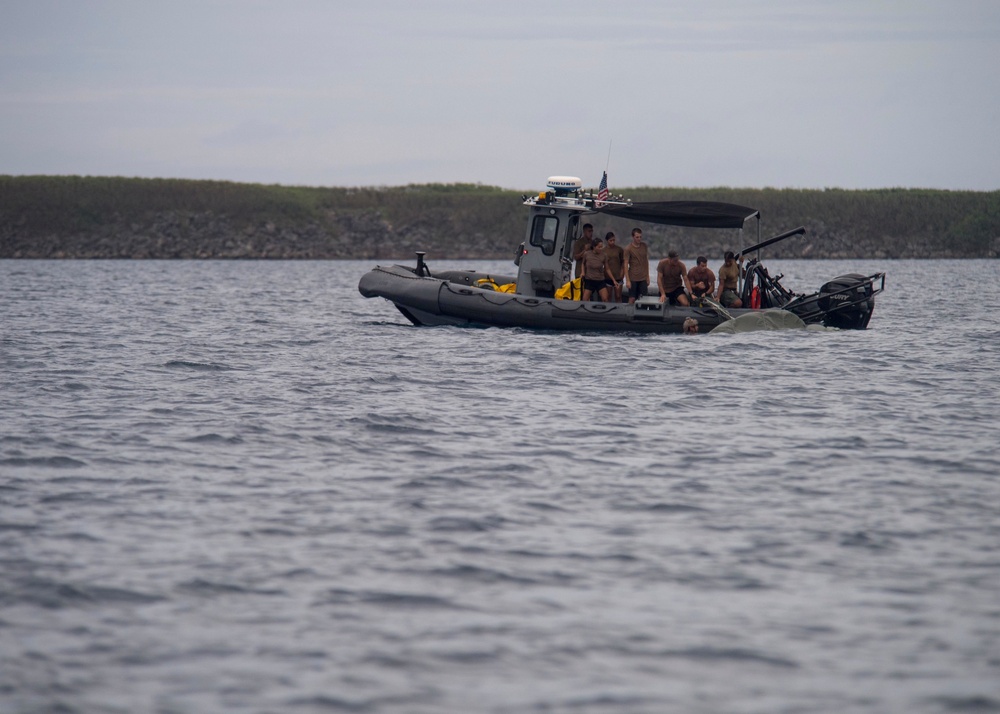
(1, 258, 999, 714)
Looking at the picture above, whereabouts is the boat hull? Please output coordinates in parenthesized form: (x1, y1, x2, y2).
(361, 265, 761, 333)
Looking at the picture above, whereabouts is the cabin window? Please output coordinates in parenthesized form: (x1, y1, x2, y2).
(529, 215, 558, 256)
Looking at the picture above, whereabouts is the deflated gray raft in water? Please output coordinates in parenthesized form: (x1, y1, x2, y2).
(709, 309, 807, 334)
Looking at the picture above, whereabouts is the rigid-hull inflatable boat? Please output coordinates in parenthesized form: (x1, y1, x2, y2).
(358, 177, 885, 333)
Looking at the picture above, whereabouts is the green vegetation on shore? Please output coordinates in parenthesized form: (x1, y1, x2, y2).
(2, 175, 998, 259)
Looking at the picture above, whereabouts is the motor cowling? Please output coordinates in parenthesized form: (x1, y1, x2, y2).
(818, 274, 875, 329)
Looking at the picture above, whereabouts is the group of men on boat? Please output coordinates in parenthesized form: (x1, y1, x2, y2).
(571, 222, 744, 308)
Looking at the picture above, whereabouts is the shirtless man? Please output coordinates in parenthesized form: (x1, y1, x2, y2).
(657, 250, 692, 306)
(716, 250, 743, 308)
(603, 232, 625, 303)
(687, 256, 716, 304)
(622, 228, 650, 304)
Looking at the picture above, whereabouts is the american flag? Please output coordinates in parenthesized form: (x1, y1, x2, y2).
(597, 171, 609, 203)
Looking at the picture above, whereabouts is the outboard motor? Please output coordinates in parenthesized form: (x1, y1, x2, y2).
(818, 274, 875, 329)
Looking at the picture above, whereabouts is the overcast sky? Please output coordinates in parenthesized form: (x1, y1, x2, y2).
(3, 1, 998, 191)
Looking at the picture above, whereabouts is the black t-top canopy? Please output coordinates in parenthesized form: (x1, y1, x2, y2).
(596, 200, 759, 229)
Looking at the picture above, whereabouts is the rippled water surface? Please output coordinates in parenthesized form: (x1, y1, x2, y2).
(2, 259, 999, 713)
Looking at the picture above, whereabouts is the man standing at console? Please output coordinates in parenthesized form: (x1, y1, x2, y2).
(622, 228, 650, 304)
(572, 223, 594, 278)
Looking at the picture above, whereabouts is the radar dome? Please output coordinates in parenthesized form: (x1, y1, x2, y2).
(545, 176, 582, 195)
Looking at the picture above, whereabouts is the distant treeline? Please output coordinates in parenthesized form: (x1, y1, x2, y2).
(1, 175, 998, 260)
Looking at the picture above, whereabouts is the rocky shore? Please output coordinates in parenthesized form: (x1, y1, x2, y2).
(2, 177, 998, 259)
(4, 209, 996, 261)
(1, 211, 513, 260)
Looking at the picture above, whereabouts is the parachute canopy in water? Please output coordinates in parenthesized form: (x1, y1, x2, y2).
(710, 309, 807, 334)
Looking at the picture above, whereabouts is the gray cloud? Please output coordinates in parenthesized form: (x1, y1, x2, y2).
(2, 0, 998, 189)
